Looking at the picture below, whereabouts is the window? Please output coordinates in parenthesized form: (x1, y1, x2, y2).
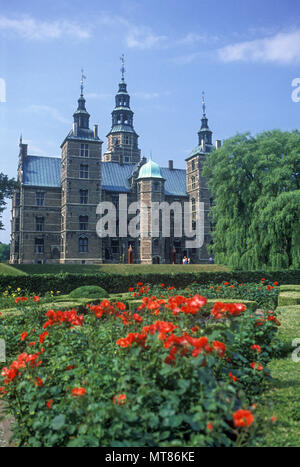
(124, 156, 129, 162)
(36, 192, 45, 206)
(191, 160, 195, 171)
(15, 192, 20, 207)
(191, 198, 196, 212)
(35, 238, 44, 253)
(80, 189, 88, 204)
(79, 215, 88, 230)
(79, 237, 88, 253)
(15, 217, 20, 231)
(191, 176, 196, 190)
(80, 143, 89, 158)
(36, 217, 44, 231)
(111, 239, 119, 254)
(124, 135, 129, 145)
(80, 164, 88, 179)
(154, 182, 160, 192)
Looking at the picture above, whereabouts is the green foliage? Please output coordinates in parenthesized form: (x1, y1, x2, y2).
(277, 292, 300, 307)
(69, 285, 108, 299)
(0, 243, 10, 262)
(0, 270, 299, 295)
(203, 130, 300, 270)
(0, 173, 17, 231)
(0, 286, 281, 447)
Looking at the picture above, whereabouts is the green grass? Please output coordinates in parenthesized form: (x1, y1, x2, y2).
(11, 263, 230, 276)
(0, 263, 27, 276)
(257, 305, 300, 446)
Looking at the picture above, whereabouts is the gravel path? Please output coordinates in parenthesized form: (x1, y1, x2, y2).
(0, 402, 14, 447)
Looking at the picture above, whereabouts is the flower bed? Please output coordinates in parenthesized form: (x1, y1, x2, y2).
(0, 284, 281, 447)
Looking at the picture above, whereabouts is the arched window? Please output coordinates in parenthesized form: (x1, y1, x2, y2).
(79, 237, 88, 253)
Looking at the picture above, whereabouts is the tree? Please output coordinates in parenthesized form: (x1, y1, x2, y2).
(0, 243, 10, 262)
(203, 130, 300, 270)
(0, 172, 17, 231)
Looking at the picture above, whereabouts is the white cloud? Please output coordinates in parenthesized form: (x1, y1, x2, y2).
(177, 32, 220, 46)
(170, 52, 202, 65)
(126, 26, 167, 49)
(0, 15, 91, 40)
(218, 30, 300, 64)
(132, 91, 160, 100)
(26, 105, 70, 124)
(85, 92, 111, 100)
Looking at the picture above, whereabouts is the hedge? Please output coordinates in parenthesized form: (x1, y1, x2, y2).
(0, 269, 299, 295)
(278, 291, 300, 307)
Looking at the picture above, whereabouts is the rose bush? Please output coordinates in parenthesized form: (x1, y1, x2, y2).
(0, 285, 281, 447)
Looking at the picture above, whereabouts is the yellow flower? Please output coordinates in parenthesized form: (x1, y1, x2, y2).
(17, 288, 21, 292)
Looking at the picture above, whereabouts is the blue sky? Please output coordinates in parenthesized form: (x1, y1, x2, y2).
(1, 0, 300, 242)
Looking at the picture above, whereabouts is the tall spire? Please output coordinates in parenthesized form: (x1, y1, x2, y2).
(120, 54, 125, 82)
(73, 69, 90, 130)
(80, 68, 86, 96)
(202, 91, 206, 117)
(198, 91, 213, 148)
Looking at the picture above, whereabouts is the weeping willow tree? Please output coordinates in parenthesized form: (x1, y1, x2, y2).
(203, 130, 300, 270)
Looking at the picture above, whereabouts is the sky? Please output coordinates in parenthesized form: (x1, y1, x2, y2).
(1, 0, 300, 243)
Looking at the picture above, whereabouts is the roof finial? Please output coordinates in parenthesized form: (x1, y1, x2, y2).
(202, 91, 206, 116)
(20, 133, 22, 145)
(120, 54, 125, 81)
(80, 68, 86, 96)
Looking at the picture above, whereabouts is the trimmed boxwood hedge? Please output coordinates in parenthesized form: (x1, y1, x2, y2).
(278, 291, 300, 307)
(0, 269, 299, 295)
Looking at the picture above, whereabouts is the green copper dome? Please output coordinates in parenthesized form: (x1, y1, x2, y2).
(137, 156, 164, 179)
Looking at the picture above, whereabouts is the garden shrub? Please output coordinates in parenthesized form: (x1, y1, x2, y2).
(69, 285, 108, 299)
(277, 292, 300, 306)
(0, 288, 281, 447)
(0, 270, 298, 295)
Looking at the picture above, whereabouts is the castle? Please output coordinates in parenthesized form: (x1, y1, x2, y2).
(10, 64, 221, 265)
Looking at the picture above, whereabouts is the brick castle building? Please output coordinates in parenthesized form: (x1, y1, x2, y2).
(10, 66, 221, 265)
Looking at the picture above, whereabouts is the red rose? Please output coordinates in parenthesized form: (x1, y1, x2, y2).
(71, 387, 86, 396)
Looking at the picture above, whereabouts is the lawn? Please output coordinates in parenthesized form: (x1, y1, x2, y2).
(257, 305, 300, 446)
(10, 263, 230, 276)
(0, 264, 27, 277)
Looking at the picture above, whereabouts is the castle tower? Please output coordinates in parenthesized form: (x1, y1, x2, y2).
(137, 156, 166, 264)
(103, 56, 141, 164)
(186, 92, 215, 263)
(60, 72, 103, 263)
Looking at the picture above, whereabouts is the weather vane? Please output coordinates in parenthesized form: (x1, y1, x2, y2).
(202, 91, 206, 116)
(120, 54, 125, 81)
(80, 68, 87, 95)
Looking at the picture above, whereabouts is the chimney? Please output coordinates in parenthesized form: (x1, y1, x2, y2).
(73, 122, 78, 136)
(93, 124, 98, 138)
(215, 139, 222, 149)
(168, 160, 173, 170)
(201, 138, 206, 152)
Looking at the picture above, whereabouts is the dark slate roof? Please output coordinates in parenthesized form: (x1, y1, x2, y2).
(107, 124, 137, 135)
(61, 128, 103, 147)
(22, 156, 187, 196)
(102, 162, 187, 197)
(102, 163, 133, 193)
(23, 155, 61, 187)
(160, 167, 187, 197)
